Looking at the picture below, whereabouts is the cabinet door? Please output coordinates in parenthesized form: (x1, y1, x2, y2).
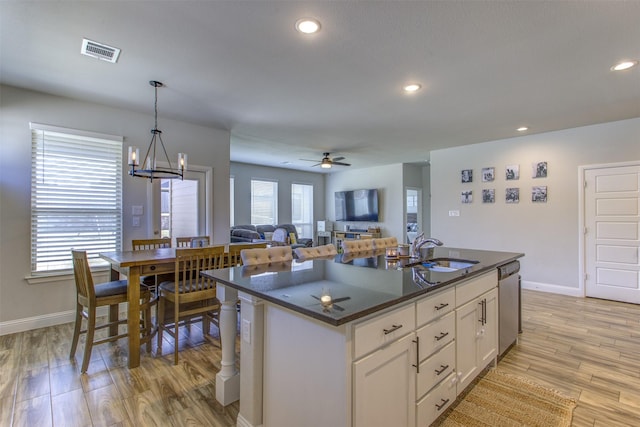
(353, 333, 416, 427)
(478, 288, 498, 367)
(455, 298, 480, 392)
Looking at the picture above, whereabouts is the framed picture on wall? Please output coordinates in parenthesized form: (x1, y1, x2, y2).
(505, 164, 519, 180)
(532, 186, 548, 202)
(461, 190, 473, 203)
(461, 169, 473, 183)
(532, 161, 548, 178)
(482, 167, 495, 182)
(506, 188, 519, 203)
(482, 189, 495, 203)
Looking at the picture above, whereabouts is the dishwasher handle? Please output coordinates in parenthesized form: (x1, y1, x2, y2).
(498, 261, 520, 280)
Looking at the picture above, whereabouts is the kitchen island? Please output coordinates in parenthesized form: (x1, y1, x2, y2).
(202, 247, 523, 427)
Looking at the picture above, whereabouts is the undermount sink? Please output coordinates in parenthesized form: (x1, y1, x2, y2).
(412, 258, 479, 272)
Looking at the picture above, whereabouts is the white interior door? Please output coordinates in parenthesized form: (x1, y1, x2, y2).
(584, 165, 640, 303)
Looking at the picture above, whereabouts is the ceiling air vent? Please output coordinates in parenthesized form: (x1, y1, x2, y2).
(81, 38, 121, 63)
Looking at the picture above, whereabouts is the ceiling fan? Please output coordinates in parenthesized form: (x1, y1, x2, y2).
(301, 152, 351, 169)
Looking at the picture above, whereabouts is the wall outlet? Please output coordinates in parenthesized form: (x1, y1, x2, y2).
(132, 216, 140, 227)
(242, 319, 251, 344)
(448, 210, 460, 217)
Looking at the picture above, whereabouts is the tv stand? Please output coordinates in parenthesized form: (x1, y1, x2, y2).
(332, 230, 381, 248)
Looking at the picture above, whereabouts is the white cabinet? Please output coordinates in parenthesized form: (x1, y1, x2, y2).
(353, 332, 416, 427)
(455, 286, 498, 392)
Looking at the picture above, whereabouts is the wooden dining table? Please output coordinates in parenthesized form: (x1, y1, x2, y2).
(98, 242, 266, 405)
(99, 247, 176, 369)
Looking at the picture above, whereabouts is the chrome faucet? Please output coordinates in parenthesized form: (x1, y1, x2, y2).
(410, 232, 443, 258)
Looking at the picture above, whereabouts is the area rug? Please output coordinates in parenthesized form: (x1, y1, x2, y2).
(432, 369, 576, 427)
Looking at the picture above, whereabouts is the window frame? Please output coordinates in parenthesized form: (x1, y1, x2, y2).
(250, 179, 278, 225)
(291, 182, 314, 239)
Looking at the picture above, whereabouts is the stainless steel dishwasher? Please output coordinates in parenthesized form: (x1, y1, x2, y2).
(498, 260, 520, 357)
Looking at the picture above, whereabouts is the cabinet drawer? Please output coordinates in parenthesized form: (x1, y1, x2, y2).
(416, 371, 457, 427)
(140, 263, 174, 275)
(455, 270, 498, 306)
(416, 287, 455, 326)
(354, 304, 415, 360)
(416, 311, 455, 359)
(416, 341, 455, 399)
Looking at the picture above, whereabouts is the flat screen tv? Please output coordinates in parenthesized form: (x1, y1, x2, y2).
(335, 189, 379, 222)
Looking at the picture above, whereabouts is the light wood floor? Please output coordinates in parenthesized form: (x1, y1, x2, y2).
(1, 290, 640, 426)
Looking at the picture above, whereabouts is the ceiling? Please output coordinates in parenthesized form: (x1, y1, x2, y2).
(1, 1, 639, 173)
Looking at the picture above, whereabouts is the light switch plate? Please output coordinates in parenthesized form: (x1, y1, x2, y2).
(448, 210, 460, 217)
(132, 205, 143, 216)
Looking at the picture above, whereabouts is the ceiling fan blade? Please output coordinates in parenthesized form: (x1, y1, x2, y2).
(310, 163, 321, 167)
(332, 161, 351, 166)
(332, 156, 345, 162)
(300, 158, 320, 162)
(332, 296, 351, 304)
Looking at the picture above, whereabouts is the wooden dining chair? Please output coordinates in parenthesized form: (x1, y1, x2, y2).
(176, 236, 210, 248)
(132, 238, 171, 251)
(226, 242, 268, 267)
(70, 250, 153, 373)
(156, 245, 225, 364)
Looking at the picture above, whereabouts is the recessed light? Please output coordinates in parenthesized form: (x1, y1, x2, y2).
(611, 60, 638, 71)
(295, 18, 321, 34)
(517, 127, 529, 132)
(403, 83, 422, 93)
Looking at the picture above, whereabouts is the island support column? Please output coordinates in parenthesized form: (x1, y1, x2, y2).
(215, 284, 240, 405)
(236, 291, 264, 427)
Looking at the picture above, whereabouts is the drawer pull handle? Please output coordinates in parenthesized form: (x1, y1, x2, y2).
(412, 337, 420, 373)
(383, 324, 403, 335)
(150, 265, 156, 271)
(436, 398, 450, 411)
(435, 303, 449, 311)
(435, 332, 449, 341)
(435, 364, 449, 375)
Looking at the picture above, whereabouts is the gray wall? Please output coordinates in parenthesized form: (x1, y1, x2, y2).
(430, 117, 640, 295)
(0, 84, 230, 330)
(230, 162, 325, 233)
(325, 164, 405, 239)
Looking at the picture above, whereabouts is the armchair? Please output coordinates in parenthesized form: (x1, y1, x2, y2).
(275, 223, 313, 249)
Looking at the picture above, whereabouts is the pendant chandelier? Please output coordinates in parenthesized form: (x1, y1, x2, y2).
(127, 80, 187, 181)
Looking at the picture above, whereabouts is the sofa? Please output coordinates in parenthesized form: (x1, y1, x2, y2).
(230, 224, 313, 249)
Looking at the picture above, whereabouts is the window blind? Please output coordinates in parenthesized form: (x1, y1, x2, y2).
(291, 183, 313, 238)
(30, 124, 123, 273)
(251, 180, 277, 225)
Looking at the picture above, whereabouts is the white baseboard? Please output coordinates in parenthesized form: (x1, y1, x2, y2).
(521, 280, 583, 297)
(0, 310, 76, 336)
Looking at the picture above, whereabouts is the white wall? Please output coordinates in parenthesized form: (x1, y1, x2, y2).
(430, 118, 640, 295)
(230, 162, 325, 233)
(0, 85, 230, 329)
(325, 164, 405, 239)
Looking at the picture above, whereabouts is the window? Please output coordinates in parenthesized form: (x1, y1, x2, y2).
(291, 183, 313, 238)
(160, 178, 198, 238)
(30, 123, 122, 273)
(251, 180, 277, 225)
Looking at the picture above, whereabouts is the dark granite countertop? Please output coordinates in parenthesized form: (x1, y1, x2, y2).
(201, 247, 523, 326)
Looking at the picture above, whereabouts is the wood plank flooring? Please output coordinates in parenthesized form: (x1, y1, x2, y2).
(1, 289, 639, 426)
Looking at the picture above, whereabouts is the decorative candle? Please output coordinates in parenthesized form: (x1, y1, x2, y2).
(386, 247, 398, 258)
(178, 153, 187, 170)
(128, 146, 139, 166)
